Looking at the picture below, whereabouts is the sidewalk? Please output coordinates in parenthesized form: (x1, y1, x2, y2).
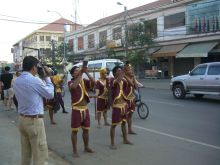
(138, 78, 170, 90)
(0, 103, 70, 165)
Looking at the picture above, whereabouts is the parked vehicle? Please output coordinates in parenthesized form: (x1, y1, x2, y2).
(170, 62, 220, 99)
(67, 59, 123, 81)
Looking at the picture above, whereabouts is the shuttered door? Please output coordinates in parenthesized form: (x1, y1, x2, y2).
(174, 58, 194, 76)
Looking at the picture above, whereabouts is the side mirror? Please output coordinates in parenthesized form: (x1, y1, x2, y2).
(189, 71, 192, 75)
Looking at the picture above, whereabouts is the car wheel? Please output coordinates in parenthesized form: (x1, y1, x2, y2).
(173, 84, 186, 99)
(194, 94, 204, 98)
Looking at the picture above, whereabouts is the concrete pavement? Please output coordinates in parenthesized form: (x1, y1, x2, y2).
(0, 102, 71, 165)
(0, 78, 170, 165)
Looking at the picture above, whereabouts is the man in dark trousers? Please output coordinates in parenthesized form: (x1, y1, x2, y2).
(0, 66, 13, 109)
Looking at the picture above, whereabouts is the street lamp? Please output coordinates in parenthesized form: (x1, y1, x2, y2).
(47, 10, 63, 18)
(117, 2, 128, 58)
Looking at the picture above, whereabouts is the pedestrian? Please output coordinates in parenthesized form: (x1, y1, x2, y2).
(110, 65, 132, 149)
(13, 56, 54, 165)
(68, 65, 95, 157)
(0, 70, 4, 101)
(95, 68, 110, 128)
(11, 71, 21, 111)
(51, 69, 68, 113)
(0, 66, 13, 110)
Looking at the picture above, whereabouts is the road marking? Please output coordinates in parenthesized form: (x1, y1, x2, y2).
(147, 99, 184, 107)
(133, 125, 220, 150)
(66, 106, 220, 150)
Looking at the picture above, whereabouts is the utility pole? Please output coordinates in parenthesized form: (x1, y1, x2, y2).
(124, 6, 128, 58)
(63, 25, 66, 64)
(51, 40, 56, 66)
(117, 2, 128, 58)
(73, 0, 78, 31)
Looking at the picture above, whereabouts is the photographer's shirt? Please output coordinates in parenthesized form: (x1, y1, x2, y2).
(14, 72, 54, 115)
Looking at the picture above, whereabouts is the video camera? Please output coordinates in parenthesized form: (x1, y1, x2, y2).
(37, 63, 54, 78)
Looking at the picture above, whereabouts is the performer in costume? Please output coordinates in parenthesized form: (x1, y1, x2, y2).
(68, 65, 95, 157)
(95, 68, 110, 128)
(124, 62, 138, 134)
(44, 75, 57, 125)
(44, 97, 56, 125)
(110, 65, 132, 149)
(51, 69, 68, 113)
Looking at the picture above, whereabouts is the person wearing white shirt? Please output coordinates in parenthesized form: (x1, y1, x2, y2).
(14, 56, 54, 165)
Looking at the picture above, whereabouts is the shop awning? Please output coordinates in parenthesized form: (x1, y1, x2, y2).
(152, 44, 187, 58)
(147, 47, 161, 54)
(176, 42, 218, 58)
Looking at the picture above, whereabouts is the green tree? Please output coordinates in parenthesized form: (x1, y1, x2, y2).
(126, 21, 155, 76)
(106, 48, 116, 58)
(55, 42, 65, 64)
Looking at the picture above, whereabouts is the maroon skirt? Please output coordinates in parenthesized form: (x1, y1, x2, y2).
(71, 107, 90, 132)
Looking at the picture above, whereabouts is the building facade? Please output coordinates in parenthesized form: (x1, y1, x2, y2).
(13, 18, 82, 70)
(66, 0, 220, 77)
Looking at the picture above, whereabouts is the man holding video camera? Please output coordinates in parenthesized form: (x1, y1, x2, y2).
(68, 60, 95, 157)
(13, 56, 54, 165)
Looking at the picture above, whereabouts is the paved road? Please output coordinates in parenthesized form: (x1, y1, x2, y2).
(1, 81, 220, 165)
(48, 87, 220, 165)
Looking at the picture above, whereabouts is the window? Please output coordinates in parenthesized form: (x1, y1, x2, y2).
(46, 36, 51, 41)
(40, 36, 44, 41)
(95, 63, 102, 69)
(191, 65, 207, 76)
(58, 37, 63, 42)
(164, 12, 185, 29)
(88, 64, 95, 69)
(99, 30, 107, 48)
(88, 34, 95, 48)
(78, 37, 84, 50)
(88, 63, 102, 70)
(145, 19, 157, 38)
(186, 0, 220, 34)
(113, 27, 122, 40)
(208, 65, 220, 75)
(40, 48, 51, 56)
(68, 39, 73, 51)
(106, 62, 123, 71)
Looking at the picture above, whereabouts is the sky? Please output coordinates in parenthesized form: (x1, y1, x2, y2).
(0, 0, 156, 63)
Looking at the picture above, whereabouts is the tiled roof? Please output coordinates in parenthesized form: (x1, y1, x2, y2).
(38, 18, 82, 32)
(88, 0, 172, 27)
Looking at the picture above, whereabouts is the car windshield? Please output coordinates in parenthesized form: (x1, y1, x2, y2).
(106, 62, 123, 71)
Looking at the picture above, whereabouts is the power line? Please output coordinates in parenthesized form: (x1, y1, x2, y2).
(0, 0, 219, 26)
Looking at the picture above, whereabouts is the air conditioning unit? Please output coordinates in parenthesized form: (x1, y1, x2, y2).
(115, 39, 122, 47)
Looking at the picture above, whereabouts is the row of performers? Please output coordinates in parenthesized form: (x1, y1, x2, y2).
(49, 62, 142, 157)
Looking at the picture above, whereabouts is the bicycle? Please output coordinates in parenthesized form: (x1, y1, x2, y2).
(135, 87, 149, 119)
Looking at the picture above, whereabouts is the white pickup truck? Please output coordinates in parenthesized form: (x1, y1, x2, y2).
(170, 62, 220, 99)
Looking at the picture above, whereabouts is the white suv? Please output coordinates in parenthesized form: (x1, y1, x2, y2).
(170, 62, 220, 99)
